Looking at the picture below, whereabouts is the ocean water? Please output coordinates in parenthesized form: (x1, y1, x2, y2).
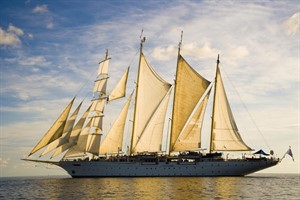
(0, 174, 299, 200)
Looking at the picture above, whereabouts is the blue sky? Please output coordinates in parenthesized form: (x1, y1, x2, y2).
(0, 0, 299, 177)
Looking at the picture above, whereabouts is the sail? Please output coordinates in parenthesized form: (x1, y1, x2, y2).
(97, 58, 110, 77)
(91, 98, 106, 112)
(40, 101, 82, 156)
(100, 92, 133, 154)
(170, 56, 210, 152)
(93, 78, 108, 94)
(109, 67, 129, 101)
(211, 66, 252, 151)
(63, 119, 92, 158)
(86, 134, 102, 156)
(131, 53, 172, 154)
(51, 104, 91, 158)
(28, 98, 75, 156)
(132, 88, 172, 153)
(172, 89, 211, 151)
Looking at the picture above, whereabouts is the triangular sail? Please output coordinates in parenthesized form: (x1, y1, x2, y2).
(131, 53, 172, 154)
(100, 91, 133, 154)
(51, 104, 91, 158)
(40, 101, 82, 156)
(132, 87, 172, 153)
(170, 56, 210, 152)
(28, 98, 75, 156)
(172, 88, 211, 151)
(211, 66, 252, 151)
(109, 67, 129, 101)
(63, 119, 92, 158)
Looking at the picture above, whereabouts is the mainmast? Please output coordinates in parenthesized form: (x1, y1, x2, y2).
(130, 30, 146, 155)
(87, 50, 110, 156)
(209, 54, 220, 153)
(168, 31, 183, 155)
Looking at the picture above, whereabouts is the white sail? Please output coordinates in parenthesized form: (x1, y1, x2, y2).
(109, 67, 129, 101)
(170, 56, 210, 152)
(63, 119, 92, 158)
(90, 115, 103, 133)
(97, 58, 110, 78)
(131, 53, 172, 154)
(29, 98, 75, 156)
(86, 134, 102, 156)
(100, 92, 133, 154)
(93, 78, 108, 94)
(40, 101, 82, 156)
(51, 104, 91, 158)
(91, 99, 106, 112)
(132, 88, 172, 153)
(172, 89, 211, 151)
(211, 66, 252, 151)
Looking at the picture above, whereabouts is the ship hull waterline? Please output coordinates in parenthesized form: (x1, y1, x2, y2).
(55, 158, 279, 178)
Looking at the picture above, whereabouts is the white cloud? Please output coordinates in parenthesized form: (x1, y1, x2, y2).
(19, 55, 48, 66)
(32, 4, 54, 29)
(0, 24, 24, 47)
(182, 42, 220, 60)
(7, 24, 24, 36)
(0, 158, 10, 168)
(283, 12, 300, 35)
(46, 22, 54, 29)
(152, 45, 177, 61)
(32, 4, 49, 14)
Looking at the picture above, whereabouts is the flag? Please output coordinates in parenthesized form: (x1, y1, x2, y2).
(285, 146, 294, 161)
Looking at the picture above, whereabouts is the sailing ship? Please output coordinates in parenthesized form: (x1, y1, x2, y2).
(23, 33, 280, 177)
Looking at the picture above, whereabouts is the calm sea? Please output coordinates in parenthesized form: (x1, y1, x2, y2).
(0, 174, 299, 200)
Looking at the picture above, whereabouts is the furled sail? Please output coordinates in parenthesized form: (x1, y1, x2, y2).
(51, 104, 91, 158)
(28, 98, 75, 156)
(172, 88, 211, 151)
(211, 66, 252, 151)
(40, 101, 82, 157)
(170, 56, 210, 152)
(131, 53, 172, 154)
(109, 67, 129, 101)
(132, 88, 172, 153)
(100, 91, 133, 154)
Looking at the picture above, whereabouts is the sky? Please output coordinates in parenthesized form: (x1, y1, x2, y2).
(0, 0, 299, 177)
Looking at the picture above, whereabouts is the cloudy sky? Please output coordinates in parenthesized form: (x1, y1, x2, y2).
(0, 0, 299, 177)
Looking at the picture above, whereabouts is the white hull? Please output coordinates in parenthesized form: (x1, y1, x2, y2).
(57, 158, 279, 177)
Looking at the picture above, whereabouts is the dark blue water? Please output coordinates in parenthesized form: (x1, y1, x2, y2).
(0, 174, 299, 199)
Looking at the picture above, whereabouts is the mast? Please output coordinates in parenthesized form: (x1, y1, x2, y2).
(168, 31, 183, 155)
(209, 54, 220, 153)
(130, 30, 146, 155)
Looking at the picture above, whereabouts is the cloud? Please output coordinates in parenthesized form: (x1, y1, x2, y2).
(32, 4, 49, 14)
(0, 158, 10, 168)
(0, 24, 24, 47)
(152, 45, 177, 61)
(283, 12, 300, 35)
(19, 55, 48, 66)
(32, 4, 54, 29)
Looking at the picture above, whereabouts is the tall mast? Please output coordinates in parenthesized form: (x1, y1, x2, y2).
(130, 30, 146, 155)
(168, 31, 183, 155)
(209, 54, 220, 153)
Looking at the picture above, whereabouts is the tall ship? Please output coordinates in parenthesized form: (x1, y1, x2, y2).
(23, 33, 280, 177)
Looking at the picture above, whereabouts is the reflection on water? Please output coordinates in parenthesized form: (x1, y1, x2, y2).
(1, 174, 299, 199)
